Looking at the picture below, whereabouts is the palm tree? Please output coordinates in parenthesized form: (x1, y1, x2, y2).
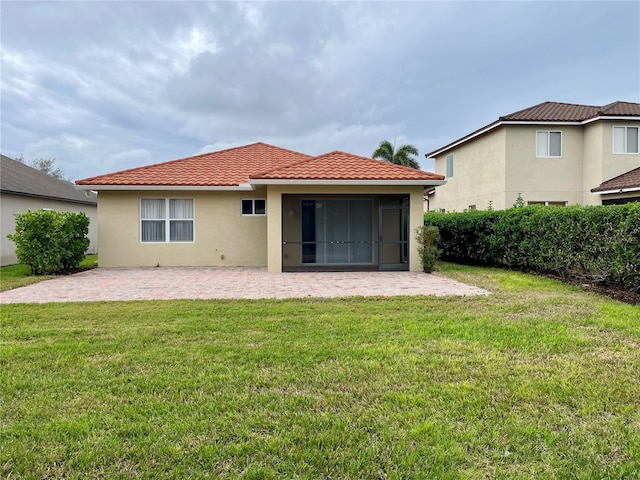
(372, 140, 420, 169)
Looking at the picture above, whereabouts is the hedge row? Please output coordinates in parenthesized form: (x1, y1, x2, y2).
(424, 203, 640, 292)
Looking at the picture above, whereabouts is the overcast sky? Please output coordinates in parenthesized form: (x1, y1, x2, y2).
(2, 1, 639, 180)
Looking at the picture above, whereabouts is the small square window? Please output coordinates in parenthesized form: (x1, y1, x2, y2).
(241, 199, 266, 216)
(241, 199, 254, 215)
(536, 131, 562, 158)
(613, 126, 639, 154)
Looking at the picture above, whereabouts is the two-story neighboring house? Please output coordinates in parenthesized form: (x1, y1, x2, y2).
(425, 101, 640, 211)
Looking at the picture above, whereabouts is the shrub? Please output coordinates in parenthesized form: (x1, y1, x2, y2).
(415, 225, 440, 273)
(7, 210, 90, 275)
(425, 203, 640, 293)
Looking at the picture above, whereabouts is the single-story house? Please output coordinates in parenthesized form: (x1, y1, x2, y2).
(1, 154, 98, 266)
(75, 142, 445, 272)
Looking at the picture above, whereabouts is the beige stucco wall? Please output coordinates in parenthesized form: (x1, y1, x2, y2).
(97, 190, 268, 267)
(582, 120, 640, 205)
(1, 193, 98, 266)
(265, 185, 425, 272)
(582, 122, 604, 206)
(430, 119, 640, 210)
(505, 125, 584, 207)
(601, 120, 640, 180)
(430, 127, 507, 212)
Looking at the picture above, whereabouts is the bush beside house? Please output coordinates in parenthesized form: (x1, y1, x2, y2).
(8, 210, 90, 275)
(424, 203, 640, 293)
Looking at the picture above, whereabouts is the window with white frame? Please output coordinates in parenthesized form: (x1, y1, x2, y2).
(241, 199, 266, 216)
(536, 131, 562, 158)
(613, 126, 639, 154)
(141, 198, 194, 242)
(445, 154, 454, 178)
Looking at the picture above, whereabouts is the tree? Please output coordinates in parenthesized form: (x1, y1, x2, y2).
(372, 140, 421, 169)
(15, 154, 72, 182)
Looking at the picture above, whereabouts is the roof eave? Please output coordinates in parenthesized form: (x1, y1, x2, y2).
(74, 184, 256, 191)
(426, 116, 640, 158)
(592, 186, 640, 195)
(1, 189, 97, 205)
(249, 179, 447, 186)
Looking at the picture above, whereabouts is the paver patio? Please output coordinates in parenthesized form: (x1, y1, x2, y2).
(0, 267, 489, 304)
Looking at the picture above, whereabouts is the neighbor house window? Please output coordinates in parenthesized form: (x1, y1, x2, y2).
(241, 199, 266, 216)
(141, 198, 194, 242)
(536, 131, 562, 157)
(446, 154, 454, 178)
(613, 126, 639, 154)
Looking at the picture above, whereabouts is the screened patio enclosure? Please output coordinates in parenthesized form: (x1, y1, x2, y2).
(281, 194, 410, 271)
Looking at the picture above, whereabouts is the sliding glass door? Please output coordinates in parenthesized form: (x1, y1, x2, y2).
(301, 199, 373, 265)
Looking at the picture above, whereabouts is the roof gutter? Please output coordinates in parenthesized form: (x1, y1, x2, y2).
(592, 186, 640, 195)
(74, 184, 256, 191)
(426, 115, 640, 158)
(248, 179, 447, 186)
(1, 189, 97, 205)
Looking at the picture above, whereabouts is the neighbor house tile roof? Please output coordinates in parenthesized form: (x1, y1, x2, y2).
(591, 166, 640, 193)
(500, 101, 640, 122)
(76, 143, 312, 187)
(251, 151, 444, 181)
(426, 101, 640, 157)
(76, 142, 444, 187)
(1, 154, 97, 205)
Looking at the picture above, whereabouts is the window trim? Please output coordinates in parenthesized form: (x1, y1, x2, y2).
(241, 198, 266, 216)
(536, 130, 563, 158)
(140, 198, 195, 243)
(445, 153, 454, 178)
(612, 126, 639, 154)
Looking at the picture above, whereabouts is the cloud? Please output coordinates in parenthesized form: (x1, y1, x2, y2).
(0, 0, 638, 181)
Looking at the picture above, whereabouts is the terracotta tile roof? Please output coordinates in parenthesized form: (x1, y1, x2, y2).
(591, 167, 640, 193)
(426, 101, 640, 157)
(75, 142, 312, 186)
(253, 151, 445, 181)
(76, 143, 443, 187)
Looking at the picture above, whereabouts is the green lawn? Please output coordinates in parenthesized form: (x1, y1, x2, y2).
(0, 254, 97, 292)
(1, 264, 639, 479)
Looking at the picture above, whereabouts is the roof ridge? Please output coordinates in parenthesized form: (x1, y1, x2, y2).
(250, 152, 315, 178)
(498, 101, 550, 120)
(316, 150, 428, 171)
(77, 142, 312, 184)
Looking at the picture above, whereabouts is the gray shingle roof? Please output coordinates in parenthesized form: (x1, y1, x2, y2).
(1, 154, 97, 205)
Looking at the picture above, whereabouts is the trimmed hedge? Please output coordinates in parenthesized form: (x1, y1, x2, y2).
(7, 209, 90, 275)
(424, 203, 640, 292)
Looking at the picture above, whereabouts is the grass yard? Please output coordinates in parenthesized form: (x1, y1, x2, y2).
(0, 255, 98, 292)
(1, 263, 639, 479)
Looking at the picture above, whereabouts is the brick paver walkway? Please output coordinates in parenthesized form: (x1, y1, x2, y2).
(0, 267, 489, 304)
